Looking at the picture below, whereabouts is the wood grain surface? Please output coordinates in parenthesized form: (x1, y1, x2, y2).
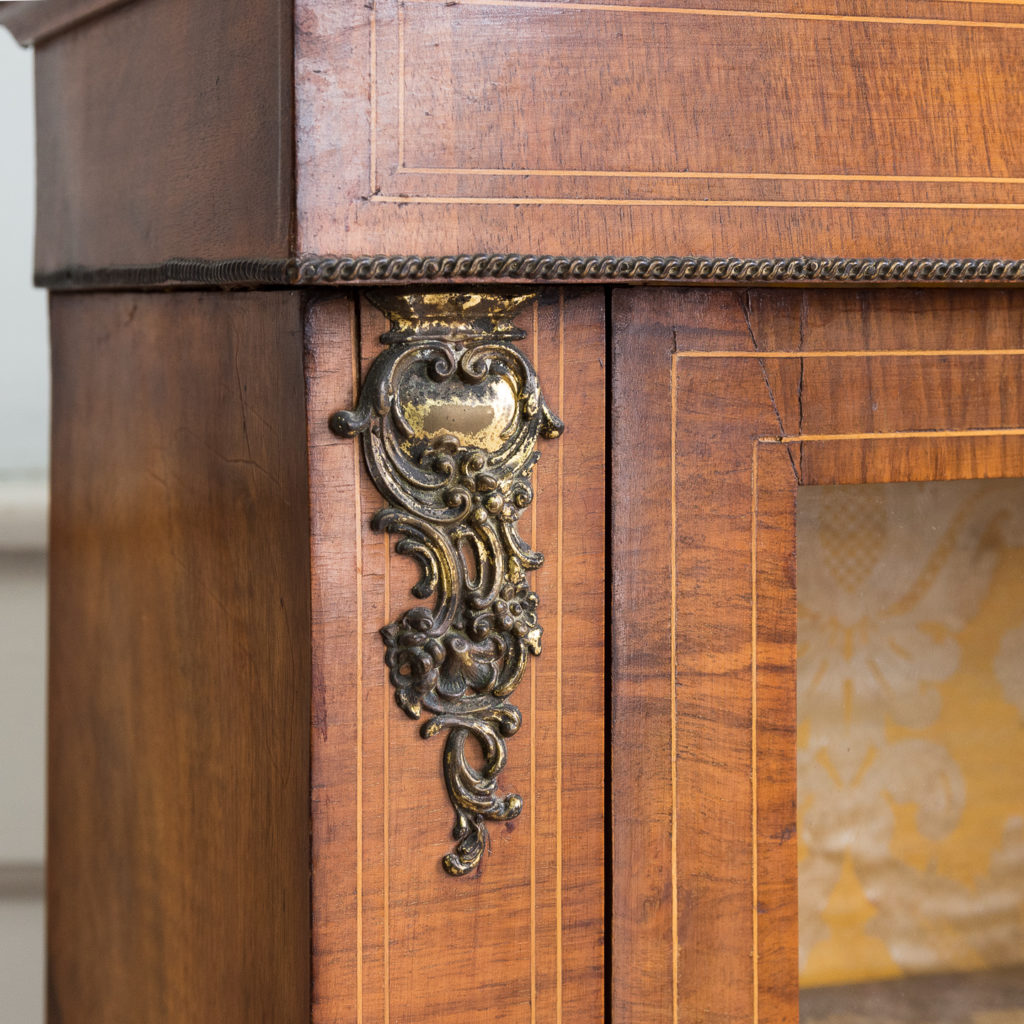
(611, 286, 1024, 1024)
(294, 0, 1024, 263)
(32, 0, 292, 275)
(47, 292, 312, 1024)
(305, 289, 605, 1024)
(13, 0, 1024, 276)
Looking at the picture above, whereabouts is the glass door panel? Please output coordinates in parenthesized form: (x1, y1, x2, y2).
(798, 480, 1024, 1023)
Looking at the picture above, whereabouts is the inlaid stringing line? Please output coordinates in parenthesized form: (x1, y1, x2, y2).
(399, 166, 1024, 186)
(556, 292, 565, 1024)
(383, 492, 391, 1024)
(750, 441, 760, 1024)
(531, 302, 539, 1024)
(397, 2, 406, 171)
(353, 317, 364, 1024)
(670, 362, 681, 1024)
(402, 0, 1024, 30)
(370, 6, 379, 192)
(769, 427, 1024, 441)
(675, 349, 1024, 358)
(370, 195, 1024, 210)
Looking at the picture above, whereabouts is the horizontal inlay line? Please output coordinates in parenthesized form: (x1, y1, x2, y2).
(920, 0, 1024, 5)
(399, 166, 1024, 186)
(764, 428, 1024, 442)
(372, 195, 1024, 209)
(674, 349, 1024, 358)
(406, 0, 1024, 31)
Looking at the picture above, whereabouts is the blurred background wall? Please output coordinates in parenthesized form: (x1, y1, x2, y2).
(1, 22, 50, 1024)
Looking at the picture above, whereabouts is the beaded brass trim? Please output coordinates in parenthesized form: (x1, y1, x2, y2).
(35, 254, 1024, 290)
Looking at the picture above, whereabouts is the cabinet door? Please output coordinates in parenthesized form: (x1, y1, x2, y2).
(611, 287, 1024, 1024)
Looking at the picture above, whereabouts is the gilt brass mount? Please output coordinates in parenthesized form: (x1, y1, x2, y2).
(330, 290, 563, 875)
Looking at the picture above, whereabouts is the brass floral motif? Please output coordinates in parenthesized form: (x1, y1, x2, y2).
(329, 290, 562, 876)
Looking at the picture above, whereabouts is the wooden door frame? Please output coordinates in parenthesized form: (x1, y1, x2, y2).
(611, 286, 1024, 1024)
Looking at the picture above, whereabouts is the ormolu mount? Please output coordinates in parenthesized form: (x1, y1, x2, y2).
(330, 291, 562, 875)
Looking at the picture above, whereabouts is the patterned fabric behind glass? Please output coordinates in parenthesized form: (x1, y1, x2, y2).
(798, 480, 1024, 988)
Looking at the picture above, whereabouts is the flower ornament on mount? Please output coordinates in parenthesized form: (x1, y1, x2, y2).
(330, 290, 562, 876)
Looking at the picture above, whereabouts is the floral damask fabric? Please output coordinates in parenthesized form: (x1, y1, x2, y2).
(797, 480, 1024, 988)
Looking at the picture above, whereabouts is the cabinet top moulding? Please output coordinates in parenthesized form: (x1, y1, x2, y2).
(5, 0, 1024, 286)
(0, 0, 135, 45)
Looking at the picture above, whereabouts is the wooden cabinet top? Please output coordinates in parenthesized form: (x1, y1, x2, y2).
(6, 0, 1024, 286)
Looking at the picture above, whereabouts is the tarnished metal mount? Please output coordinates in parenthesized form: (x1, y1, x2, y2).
(329, 290, 563, 876)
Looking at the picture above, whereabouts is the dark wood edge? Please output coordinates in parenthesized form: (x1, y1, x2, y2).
(0, 0, 139, 46)
(33, 254, 1024, 290)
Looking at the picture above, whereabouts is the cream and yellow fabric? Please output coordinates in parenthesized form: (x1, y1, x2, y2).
(797, 480, 1024, 989)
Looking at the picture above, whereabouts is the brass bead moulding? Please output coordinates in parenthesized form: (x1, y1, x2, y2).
(34, 253, 1024, 290)
(330, 289, 563, 876)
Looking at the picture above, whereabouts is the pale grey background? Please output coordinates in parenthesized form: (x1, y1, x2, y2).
(1, 20, 50, 1024)
(0, 27, 48, 471)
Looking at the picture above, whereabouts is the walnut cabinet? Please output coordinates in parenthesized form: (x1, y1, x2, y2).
(3, 1, 1023, 1022)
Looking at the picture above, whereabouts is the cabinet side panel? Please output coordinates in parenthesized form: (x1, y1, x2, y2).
(33, 0, 292, 275)
(47, 292, 312, 1024)
(307, 289, 605, 1024)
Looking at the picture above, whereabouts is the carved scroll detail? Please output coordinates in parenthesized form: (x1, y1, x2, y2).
(330, 291, 562, 875)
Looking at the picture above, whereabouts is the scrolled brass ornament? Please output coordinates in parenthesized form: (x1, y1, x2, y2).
(330, 290, 562, 876)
